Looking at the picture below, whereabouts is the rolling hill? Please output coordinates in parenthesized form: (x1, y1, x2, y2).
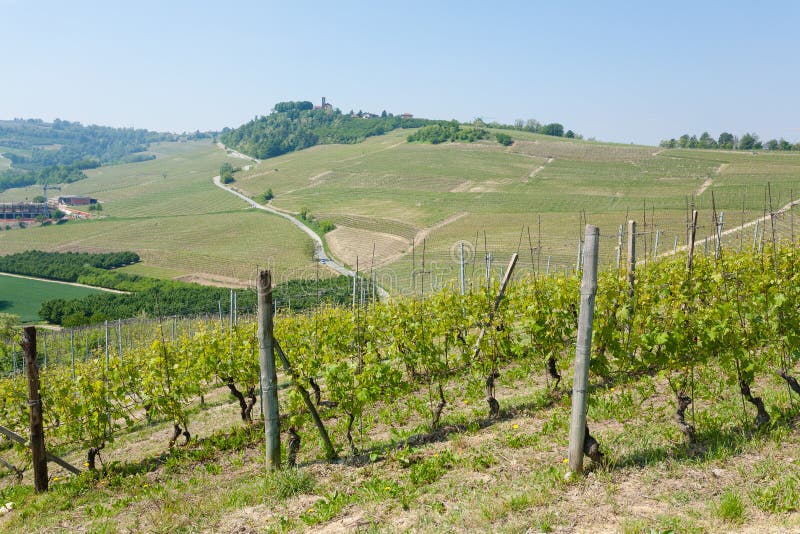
(1, 123, 800, 295)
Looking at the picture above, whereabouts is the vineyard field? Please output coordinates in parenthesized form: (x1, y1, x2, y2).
(2, 242, 800, 531)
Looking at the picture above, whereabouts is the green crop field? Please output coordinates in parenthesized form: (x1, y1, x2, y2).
(0, 274, 106, 323)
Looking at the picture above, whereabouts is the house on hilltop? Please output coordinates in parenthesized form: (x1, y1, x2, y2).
(313, 97, 333, 111)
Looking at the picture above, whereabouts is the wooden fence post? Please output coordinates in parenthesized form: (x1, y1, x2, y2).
(22, 326, 48, 492)
(568, 225, 600, 475)
(687, 210, 698, 274)
(626, 220, 636, 299)
(257, 271, 281, 470)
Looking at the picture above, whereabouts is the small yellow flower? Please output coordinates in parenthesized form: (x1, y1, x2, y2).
(84, 462, 90, 467)
(384, 486, 392, 491)
(610, 388, 615, 392)
(143, 484, 149, 488)
(512, 424, 519, 430)
(562, 458, 569, 464)
(53, 477, 59, 481)
(307, 508, 314, 514)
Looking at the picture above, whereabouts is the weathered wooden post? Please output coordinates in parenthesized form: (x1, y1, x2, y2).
(257, 270, 281, 470)
(626, 220, 636, 299)
(459, 241, 466, 295)
(687, 210, 698, 273)
(22, 326, 48, 492)
(567, 225, 600, 475)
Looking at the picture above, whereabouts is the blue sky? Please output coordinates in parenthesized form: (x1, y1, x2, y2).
(1, 0, 798, 145)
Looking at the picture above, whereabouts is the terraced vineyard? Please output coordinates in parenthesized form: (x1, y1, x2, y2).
(232, 129, 800, 291)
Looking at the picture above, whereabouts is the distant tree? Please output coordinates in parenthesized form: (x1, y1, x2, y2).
(220, 162, 235, 183)
(688, 135, 698, 148)
(33, 195, 46, 203)
(718, 132, 735, 149)
(766, 139, 779, 150)
(381, 110, 387, 118)
(779, 139, 793, 151)
(495, 133, 513, 146)
(524, 119, 541, 132)
(564, 130, 575, 139)
(678, 134, 691, 148)
(739, 132, 760, 150)
(514, 119, 524, 129)
(258, 188, 274, 202)
(541, 123, 564, 137)
(699, 132, 717, 149)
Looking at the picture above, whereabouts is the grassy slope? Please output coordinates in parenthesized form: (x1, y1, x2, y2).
(0, 141, 319, 284)
(232, 130, 800, 290)
(0, 274, 105, 322)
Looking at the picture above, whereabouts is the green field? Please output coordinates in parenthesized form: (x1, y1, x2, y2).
(0, 274, 106, 322)
(2, 132, 800, 292)
(0, 141, 320, 285)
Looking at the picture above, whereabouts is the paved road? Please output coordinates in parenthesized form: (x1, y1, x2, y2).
(213, 175, 354, 277)
(214, 146, 390, 299)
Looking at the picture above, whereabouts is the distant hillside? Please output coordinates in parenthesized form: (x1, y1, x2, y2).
(0, 118, 176, 191)
(220, 100, 431, 159)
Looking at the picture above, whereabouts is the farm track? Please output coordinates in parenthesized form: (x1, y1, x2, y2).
(212, 173, 389, 300)
(213, 145, 397, 299)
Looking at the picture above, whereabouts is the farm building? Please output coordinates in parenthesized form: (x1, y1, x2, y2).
(57, 195, 97, 206)
(0, 202, 48, 220)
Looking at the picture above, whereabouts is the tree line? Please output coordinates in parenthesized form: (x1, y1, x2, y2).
(406, 121, 489, 144)
(0, 250, 140, 281)
(219, 101, 433, 159)
(0, 249, 355, 325)
(0, 118, 173, 192)
(38, 272, 356, 326)
(660, 131, 800, 151)
(492, 118, 578, 139)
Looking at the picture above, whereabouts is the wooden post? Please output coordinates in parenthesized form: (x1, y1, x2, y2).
(567, 225, 600, 475)
(459, 242, 465, 295)
(626, 220, 636, 300)
(687, 211, 698, 274)
(257, 271, 280, 470)
(472, 253, 519, 360)
(22, 326, 48, 492)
